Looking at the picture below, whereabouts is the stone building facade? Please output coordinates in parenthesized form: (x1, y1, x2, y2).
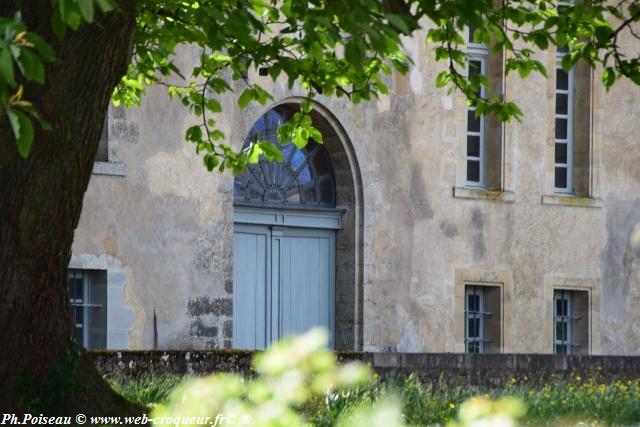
(69, 29, 640, 355)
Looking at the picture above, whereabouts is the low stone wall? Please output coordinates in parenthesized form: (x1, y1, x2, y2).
(92, 351, 640, 385)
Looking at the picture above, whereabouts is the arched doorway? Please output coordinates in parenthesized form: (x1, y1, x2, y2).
(232, 103, 362, 350)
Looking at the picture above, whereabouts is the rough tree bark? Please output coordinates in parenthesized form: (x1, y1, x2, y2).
(0, 0, 144, 414)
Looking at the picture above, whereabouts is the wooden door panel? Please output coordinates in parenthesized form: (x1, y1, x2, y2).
(232, 224, 270, 349)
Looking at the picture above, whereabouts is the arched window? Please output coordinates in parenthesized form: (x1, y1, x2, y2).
(234, 106, 336, 207)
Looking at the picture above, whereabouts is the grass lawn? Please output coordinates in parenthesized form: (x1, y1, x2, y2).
(108, 373, 640, 426)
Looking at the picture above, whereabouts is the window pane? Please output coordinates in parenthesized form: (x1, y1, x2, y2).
(556, 68, 569, 90)
(555, 344, 567, 354)
(468, 24, 477, 43)
(468, 318, 476, 337)
(467, 135, 481, 157)
(467, 160, 480, 183)
(75, 278, 84, 302)
(555, 143, 567, 164)
(235, 108, 336, 208)
(467, 110, 481, 132)
(287, 192, 300, 204)
(319, 180, 333, 204)
(468, 342, 479, 353)
(468, 60, 482, 77)
(555, 93, 568, 115)
(76, 307, 84, 325)
(555, 321, 562, 340)
(555, 167, 568, 189)
(312, 151, 331, 176)
(302, 186, 316, 203)
(471, 294, 480, 311)
(298, 166, 312, 185)
(555, 118, 568, 140)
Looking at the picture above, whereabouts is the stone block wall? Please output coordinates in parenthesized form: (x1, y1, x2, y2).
(93, 350, 640, 386)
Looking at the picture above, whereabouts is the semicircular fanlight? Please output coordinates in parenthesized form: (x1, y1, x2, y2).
(233, 106, 336, 208)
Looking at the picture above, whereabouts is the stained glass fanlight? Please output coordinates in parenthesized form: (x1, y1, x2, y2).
(234, 106, 336, 207)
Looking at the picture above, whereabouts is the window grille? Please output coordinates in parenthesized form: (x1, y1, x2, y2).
(68, 269, 103, 348)
(554, 289, 582, 354)
(464, 285, 493, 353)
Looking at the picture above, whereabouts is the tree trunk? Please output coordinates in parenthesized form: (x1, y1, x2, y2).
(0, 0, 143, 414)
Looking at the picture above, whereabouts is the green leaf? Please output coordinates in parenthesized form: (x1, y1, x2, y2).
(185, 125, 202, 142)
(602, 67, 616, 90)
(386, 14, 410, 34)
(205, 98, 222, 113)
(10, 46, 45, 84)
(96, 0, 115, 13)
(561, 54, 572, 72)
(59, 0, 83, 29)
(51, 8, 67, 40)
(247, 143, 262, 163)
(435, 70, 450, 88)
(308, 127, 323, 144)
(8, 109, 35, 158)
(258, 140, 283, 162)
(237, 88, 253, 108)
(78, 0, 95, 23)
(0, 48, 15, 87)
(345, 40, 364, 66)
(300, 99, 312, 113)
(203, 154, 220, 171)
(24, 33, 56, 61)
(594, 24, 613, 44)
(292, 126, 308, 148)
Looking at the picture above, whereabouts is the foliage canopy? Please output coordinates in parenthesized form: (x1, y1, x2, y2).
(2, 0, 639, 167)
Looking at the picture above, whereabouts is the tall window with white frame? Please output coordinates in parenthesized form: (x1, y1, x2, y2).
(554, 45, 574, 193)
(466, 26, 488, 187)
(465, 285, 486, 353)
(554, 0, 575, 194)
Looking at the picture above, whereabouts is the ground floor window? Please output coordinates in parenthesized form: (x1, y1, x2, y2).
(67, 269, 107, 349)
(464, 284, 502, 353)
(553, 289, 589, 355)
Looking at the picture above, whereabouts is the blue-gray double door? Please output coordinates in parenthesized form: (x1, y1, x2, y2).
(233, 223, 335, 349)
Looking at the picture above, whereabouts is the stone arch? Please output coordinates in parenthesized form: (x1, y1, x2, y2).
(234, 97, 364, 350)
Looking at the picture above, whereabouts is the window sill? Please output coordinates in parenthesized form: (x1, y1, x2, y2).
(92, 161, 126, 177)
(453, 187, 515, 203)
(541, 195, 602, 208)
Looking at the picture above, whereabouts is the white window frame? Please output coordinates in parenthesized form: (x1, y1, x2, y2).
(554, 0, 575, 194)
(464, 285, 489, 353)
(553, 289, 575, 354)
(466, 28, 488, 188)
(554, 55, 574, 194)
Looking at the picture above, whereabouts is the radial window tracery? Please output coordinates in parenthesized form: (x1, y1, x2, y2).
(234, 106, 336, 207)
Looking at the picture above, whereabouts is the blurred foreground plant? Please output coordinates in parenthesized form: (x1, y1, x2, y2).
(447, 396, 526, 427)
(153, 328, 525, 427)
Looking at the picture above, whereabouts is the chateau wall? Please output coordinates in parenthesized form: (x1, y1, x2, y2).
(71, 32, 640, 354)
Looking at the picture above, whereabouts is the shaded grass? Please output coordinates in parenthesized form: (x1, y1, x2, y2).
(108, 373, 640, 426)
(107, 374, 182, 407)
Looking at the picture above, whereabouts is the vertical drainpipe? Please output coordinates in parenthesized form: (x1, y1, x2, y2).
(153, 307, 158, 350)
